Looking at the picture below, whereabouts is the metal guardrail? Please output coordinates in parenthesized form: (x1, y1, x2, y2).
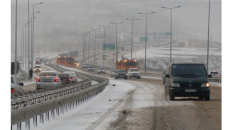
(209, 77, 221, 83)
(11, 63, 109, 130)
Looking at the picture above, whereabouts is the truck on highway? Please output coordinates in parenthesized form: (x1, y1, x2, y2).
(116, 59, 139, 72)
(57, 56, 66, 65)
(64, 57, 76, 67)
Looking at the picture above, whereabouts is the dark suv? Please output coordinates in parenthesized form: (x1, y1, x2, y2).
(164, 63, 211, 101)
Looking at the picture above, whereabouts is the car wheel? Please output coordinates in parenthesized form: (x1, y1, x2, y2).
(169, 94, 174, 101)
(205, 96, 210, 101)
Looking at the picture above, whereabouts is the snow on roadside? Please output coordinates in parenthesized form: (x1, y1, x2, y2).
(19, 80, 136, 130)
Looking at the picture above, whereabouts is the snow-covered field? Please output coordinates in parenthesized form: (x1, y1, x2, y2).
(125, 40, 221, 73)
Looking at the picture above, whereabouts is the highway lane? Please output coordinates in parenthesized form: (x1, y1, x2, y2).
(40, 63, 221, 130)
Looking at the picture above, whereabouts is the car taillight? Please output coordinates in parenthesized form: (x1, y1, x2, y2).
(68, 78, 71, 81)
(72, 76, 76, 79)
(36, 77, 40, 82)
(54, 77, 58, 82)
(11, 88, 15, 93)
(218, 74, 220, 76)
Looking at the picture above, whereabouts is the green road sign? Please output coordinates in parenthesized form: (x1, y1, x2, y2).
(165, 32, 171, 36)
(103, 44, 115, 50)
(140, 37, 148, 42)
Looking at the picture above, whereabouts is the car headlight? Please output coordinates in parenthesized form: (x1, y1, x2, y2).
(171, 83, 180, 87)
(201, 83, 210, 87)
(39, 68, 42, 70)
(34, 69, 36, 70)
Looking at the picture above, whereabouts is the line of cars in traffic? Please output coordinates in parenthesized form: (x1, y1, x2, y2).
(82, 63, 141, 80)
(11, 70, 79, 94)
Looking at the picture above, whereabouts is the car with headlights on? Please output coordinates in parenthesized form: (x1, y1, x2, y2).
(35, 71, 62, 90)
(87, 66, 95, 72)
(11, 75, 24, 93)
(126, 68, 141, 79)
(97, 67, 105, 74)
(33, 65, 42, 72)
(164, 63, 211, 101)
(114, 69, 127, 79)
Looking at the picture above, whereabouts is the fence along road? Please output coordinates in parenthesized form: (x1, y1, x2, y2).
(11, 63, 109, 130)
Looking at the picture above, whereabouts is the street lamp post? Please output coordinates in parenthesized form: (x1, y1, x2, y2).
(15, 0, 18, 77)
(99, 25, 110, 67)
(32, 2, 43, 70)
(80, 32, 85, 64)
(28, 0, 30, 78)
(111, 22, 123, 62)
(85, 30, 93, 64)
(126, 18, 140, 60)
(161, 6, 181, 62)
(207, 0, 210, 72)
(138, 12, 154, 75)
(91, 28, 101, 66)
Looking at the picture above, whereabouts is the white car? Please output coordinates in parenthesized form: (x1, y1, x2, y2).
(127, 68, 141, 79)
(97, 67, 105, 74)
(82, 63, 89, 69)
(63, 71, 78, 82)
(209, 71, 220, 78)
(87, 66, 95, 72)
(34, 65, 42, 72)
(36, 71, 62, 90)
(11, 75, 24, 93)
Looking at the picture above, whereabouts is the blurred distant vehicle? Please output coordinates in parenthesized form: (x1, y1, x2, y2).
(35, 60, 41, 64)
(110, 69, 117, 77)
(87, 66, 95, 72)
(63, 71, 78, 82)
(58, 74, 72, 85)
(11, 75, 24, 93)
(209, 71, 220, 78)
(114, 69, 127, 80)
(97, 67, 105, 74)
(82, 63, 89, 69)
(36, 71, 62, 90)
(126, 68, 141, 79)
(34, 65, 42, 72)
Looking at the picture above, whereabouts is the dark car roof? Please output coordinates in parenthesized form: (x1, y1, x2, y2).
(170, 63, 204, 65)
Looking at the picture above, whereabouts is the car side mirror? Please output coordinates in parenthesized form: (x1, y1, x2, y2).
(208, 74, 212, 78)
(165, 74, 170, 78)
(19, 83, 24, 86)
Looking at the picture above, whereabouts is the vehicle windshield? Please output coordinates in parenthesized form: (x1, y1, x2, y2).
(99, 68, 104, 70)
(117, 62, 122, 65)
(130, 69, 138, 72)
(117, 69, 126, 72)
(125, 62, 137, 66)
(88, 66, 94, 68)
(210, 72, 218, 74)
(67, 58, 74, 61)
(35, 66, 40, 68)
(172, 64, 207, 76)
(11, 77, 14, 84)
(59, 58, 65, 60)
(39, 72, 56, 76)
(64, 72, 75, 76)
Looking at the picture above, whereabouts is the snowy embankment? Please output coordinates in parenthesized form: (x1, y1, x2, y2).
(124, 40, 221, 73)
